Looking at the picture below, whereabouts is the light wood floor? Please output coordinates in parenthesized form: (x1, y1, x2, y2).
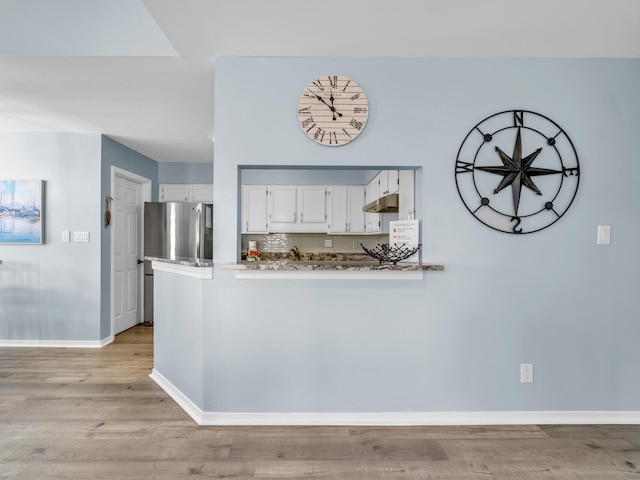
(1, 325, 639, 479)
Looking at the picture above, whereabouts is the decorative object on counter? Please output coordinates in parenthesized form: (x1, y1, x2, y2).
(455, 109, 580, 234)
(297, 74, 368, 146)
(360, 243, 421, 265)
(0, 180, 44, 244)
(247, 240, 260, 261)
(104, 195, 113, 228)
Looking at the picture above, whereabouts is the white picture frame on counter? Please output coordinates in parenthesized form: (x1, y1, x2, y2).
(389, 219, 419, 246)
(389, 219, 420, 264)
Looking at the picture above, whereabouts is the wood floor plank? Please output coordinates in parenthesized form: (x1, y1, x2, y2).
(2, 325, 640, 480)
(228, 435, 449, 462)
(253, 460, 492, 479)
(8, 461, 255, 480)
(348, 424, 549, 440)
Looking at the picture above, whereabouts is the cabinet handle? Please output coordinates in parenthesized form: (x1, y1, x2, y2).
(345, 222, 348, 232)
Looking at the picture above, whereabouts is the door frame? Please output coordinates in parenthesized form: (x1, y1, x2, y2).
(110, 166, 152, 338)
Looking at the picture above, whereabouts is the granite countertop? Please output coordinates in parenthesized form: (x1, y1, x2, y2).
(145, 256, 213, 268)
(223, 260, 444, 271)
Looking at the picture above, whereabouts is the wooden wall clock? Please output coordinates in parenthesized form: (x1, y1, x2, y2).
(297, 74, 369, 146)
(455, 110, 580, 234)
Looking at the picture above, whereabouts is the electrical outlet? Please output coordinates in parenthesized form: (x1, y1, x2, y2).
(520, 364, 533, 383)
(352, 241, 358, 249)
(324, 239, 332, 248)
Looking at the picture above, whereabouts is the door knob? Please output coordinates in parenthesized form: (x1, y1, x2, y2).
(137, 259, 144, 265)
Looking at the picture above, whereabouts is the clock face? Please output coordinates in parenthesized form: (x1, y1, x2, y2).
(297, 74, 369, 146)
(455, 110, 580, 234)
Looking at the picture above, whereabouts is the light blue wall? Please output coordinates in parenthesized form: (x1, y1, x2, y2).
(187, 57, 640, 413)
(0, 133, 103, 341)
(100, 136, 158, 339)
(158, 162, 213, 184)
(154, 270, 204, 409)
(0, 134, 160, 342)
(241, 167, 368, 185)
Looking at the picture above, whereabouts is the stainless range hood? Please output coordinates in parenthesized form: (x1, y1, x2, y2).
(362, 193, 399, 213)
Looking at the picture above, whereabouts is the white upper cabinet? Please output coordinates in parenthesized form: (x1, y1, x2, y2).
(398, 170, 415, 220)
(240, 173, 411, 235)
(328, 187, 348, 233)
(160, 184, 189, 202)
(160, 184, 213, 203)
(328, 185, 366, 234)
(386, 170, 399, 195)
(375, 170, 399, 197)
(299, 186, 327, 224)
(242, 185, 269, 233)
(328, 186, 366, 234)
(189, 184, 214, 202)
(269, 186, 297, 224)
(347, 186, 366, 234)
(268, 186, 327, 232)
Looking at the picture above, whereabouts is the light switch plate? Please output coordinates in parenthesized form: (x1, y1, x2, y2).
(325, 239, 333, 248)
(62, 231, 70, 243)
(597, 225, 611, 245)
(74, 231, 90, 243)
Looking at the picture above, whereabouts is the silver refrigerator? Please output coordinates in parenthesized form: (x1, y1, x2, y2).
(143, 202, 213, 324)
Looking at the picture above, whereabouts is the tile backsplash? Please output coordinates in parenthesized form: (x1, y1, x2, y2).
(241, 233, 388, 255)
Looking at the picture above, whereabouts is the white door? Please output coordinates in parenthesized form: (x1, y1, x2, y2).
(113, 176, 143, 335)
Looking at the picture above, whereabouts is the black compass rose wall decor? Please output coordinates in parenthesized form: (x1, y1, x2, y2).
(455, 110, 580, 234)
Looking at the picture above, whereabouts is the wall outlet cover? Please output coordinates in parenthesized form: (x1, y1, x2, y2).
(520, 363, 534, 383)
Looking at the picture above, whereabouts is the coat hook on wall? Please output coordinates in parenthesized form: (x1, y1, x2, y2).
(104, 196, 113, 228)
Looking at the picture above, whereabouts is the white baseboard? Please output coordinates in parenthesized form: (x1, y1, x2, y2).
(148, 372, 640, 426)
(149, 369, 204, 424)
(0, 337, 112, 348)
(199, 411, 640, 426)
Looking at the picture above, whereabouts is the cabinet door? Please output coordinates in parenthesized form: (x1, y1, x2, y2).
(398, 170, 415, 220)
(270, 186, 297, 223)
(190, 184, 214, 202)
(242, 185, 268, 233)
(347, 186, 366, 233)
(387, 170, 399, 195)
(366, 212, 381, 234)
(366, 176, 378, 205)
(299, 186, 326, 224)
(329, 186, 366, 234)
(328, 187, 348, 233)
(160, 184, 189, 202)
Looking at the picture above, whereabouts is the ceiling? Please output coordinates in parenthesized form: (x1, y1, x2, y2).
(1, 0, 639, 164)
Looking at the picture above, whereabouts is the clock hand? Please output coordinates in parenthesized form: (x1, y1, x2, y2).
(309, 90, 343, 119)
(328, 89, 343, 121)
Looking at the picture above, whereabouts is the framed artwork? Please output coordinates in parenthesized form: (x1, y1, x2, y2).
(0, 180, 44, 244)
